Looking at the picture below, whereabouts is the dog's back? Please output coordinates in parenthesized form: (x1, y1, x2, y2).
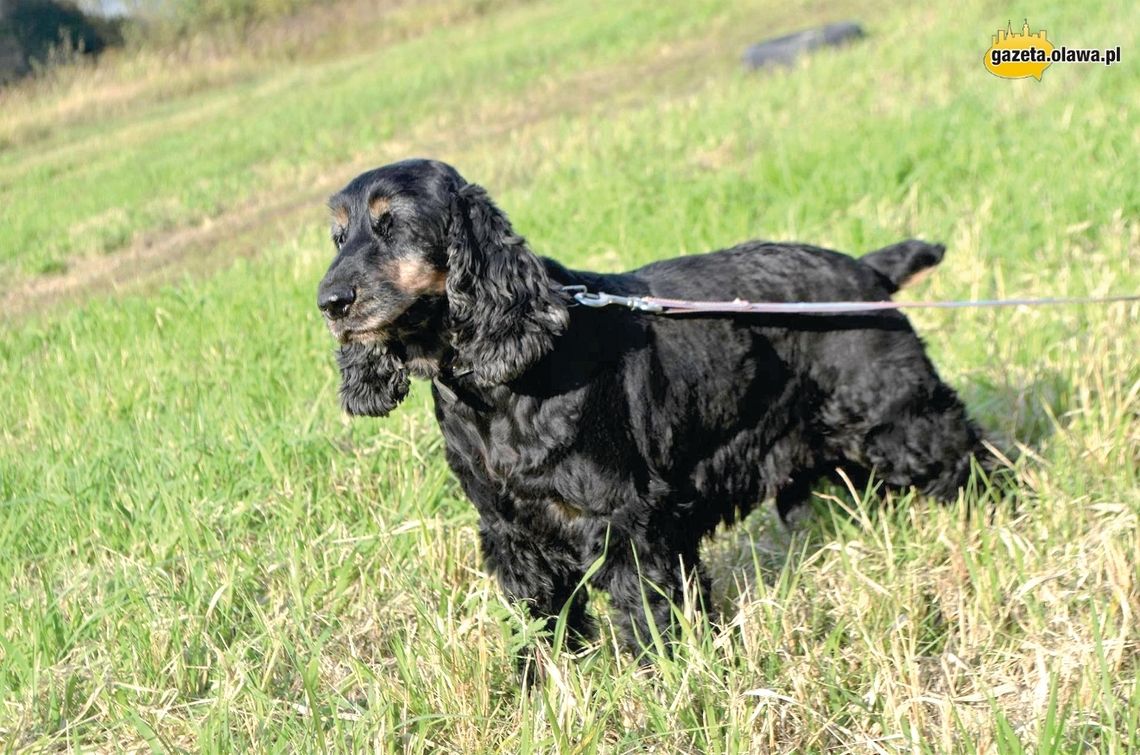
(617, 239, 982, 521)
(631, 238, 944, 302)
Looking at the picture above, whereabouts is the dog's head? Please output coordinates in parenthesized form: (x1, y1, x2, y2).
(318, 159, 569, 416)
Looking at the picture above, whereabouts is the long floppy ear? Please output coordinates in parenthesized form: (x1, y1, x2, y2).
(336, 342, 410, 417)
(446, 183, 569, 386)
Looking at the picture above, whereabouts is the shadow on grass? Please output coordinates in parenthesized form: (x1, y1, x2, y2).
(961, 367, 1073, 452)
(697, 365, 1074, 614)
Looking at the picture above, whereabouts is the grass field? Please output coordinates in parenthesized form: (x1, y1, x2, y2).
(1, 0, 1138, 750)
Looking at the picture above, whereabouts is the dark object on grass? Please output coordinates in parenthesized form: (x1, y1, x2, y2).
(0, 0, 121, 84)
(742, 21, 865, 70)
(318, 159, 997, 681)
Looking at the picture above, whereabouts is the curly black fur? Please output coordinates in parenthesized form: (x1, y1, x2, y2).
(446, 183, 570, 386)
(317, 159, 996, 671)
(336, 342, 409, 417)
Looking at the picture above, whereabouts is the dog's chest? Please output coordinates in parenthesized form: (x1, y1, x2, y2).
(434, 383, 642, 515)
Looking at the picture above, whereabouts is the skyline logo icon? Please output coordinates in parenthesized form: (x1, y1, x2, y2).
(984, 20, 1055, 80)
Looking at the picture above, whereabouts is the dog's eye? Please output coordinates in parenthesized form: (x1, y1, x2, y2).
(372, 212, 393, 238)
(332, 229, 346, 249)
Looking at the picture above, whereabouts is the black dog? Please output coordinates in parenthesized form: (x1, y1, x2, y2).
(318, 158, 992, 666)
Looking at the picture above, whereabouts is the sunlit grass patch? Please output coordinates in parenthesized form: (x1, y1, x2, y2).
(1, 0, 1138, 750)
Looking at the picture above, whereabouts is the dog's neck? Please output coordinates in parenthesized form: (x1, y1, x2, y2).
(381, 295, 452, 379)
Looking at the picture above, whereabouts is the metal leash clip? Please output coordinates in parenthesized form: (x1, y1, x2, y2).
(559, 285, 665, 313)
(559, 285, 587, 306)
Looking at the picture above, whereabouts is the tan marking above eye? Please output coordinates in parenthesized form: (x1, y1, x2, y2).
(369, 194, 392, 219)
(389, 258, 447, 295)
(331, 204, 349, 228)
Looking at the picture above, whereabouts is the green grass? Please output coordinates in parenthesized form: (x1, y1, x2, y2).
(2, 0, 1139, 750)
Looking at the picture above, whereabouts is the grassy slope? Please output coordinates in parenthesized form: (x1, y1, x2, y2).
(1, 0, 1139, 750)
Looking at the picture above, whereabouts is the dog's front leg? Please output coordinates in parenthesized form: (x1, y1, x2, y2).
(477, 512, 594, 684)
(600, 530, 695, 660)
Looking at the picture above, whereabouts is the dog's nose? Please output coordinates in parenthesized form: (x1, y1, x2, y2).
(318, 287, 356, 319)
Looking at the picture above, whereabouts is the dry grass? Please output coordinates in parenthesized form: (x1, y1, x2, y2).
(1, 0, 1138, 751)
(0, 0, 520, 150)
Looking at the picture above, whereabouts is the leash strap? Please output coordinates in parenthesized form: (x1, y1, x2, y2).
(559, 286, 1140, 315)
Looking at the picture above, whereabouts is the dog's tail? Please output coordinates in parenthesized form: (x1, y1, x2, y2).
(861, 239, 946, 293)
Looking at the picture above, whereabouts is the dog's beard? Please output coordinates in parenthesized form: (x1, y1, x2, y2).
(336, 341, 410, 417)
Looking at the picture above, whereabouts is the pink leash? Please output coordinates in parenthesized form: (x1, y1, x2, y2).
(560, 286, 1140, 315)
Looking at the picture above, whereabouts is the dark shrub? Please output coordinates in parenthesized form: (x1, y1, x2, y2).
(0, 0, 122, 83)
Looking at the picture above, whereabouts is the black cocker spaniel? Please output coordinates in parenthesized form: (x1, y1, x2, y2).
(318, 158, 994, 671)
